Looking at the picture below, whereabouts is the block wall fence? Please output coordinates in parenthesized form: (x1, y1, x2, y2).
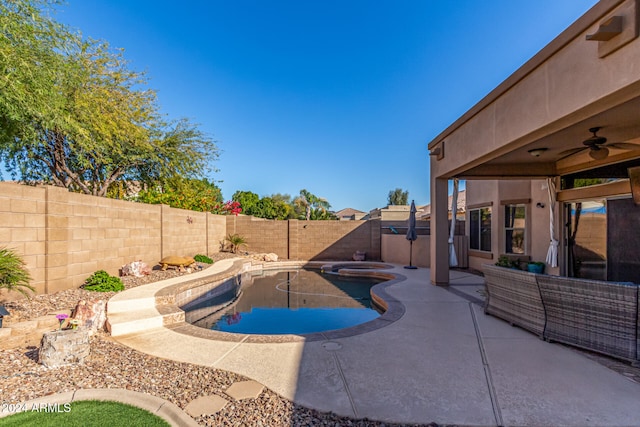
(0, 183, 391, 297)
(0, 183, 227, 295)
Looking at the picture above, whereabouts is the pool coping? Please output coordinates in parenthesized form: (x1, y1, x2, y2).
(107, 259, 406, 344)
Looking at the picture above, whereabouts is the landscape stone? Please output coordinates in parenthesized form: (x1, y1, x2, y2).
(184, 394, 229, 417)
(225, 380, 265, 401)
(38, 329, 90, 368)
(72, 299, 107, 335)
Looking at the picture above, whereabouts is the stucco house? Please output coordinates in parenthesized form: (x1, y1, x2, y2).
(428, 0, 640, 285)
(334, 208, 367, 221)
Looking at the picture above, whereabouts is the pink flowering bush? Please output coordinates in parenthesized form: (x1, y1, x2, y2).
(212, 200, 242, 216)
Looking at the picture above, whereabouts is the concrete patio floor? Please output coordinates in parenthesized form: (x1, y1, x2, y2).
(110, 261, 640, 426)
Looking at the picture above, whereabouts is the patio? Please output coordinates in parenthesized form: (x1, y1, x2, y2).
(108, 260, 640, 426)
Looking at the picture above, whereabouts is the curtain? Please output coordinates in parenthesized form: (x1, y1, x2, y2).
(545, 177, 559, 268)
(449, 179, 459, 267)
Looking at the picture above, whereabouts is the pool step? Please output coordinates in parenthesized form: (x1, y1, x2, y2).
(107, 296, 157, 314)
(107, 305, 184, 337)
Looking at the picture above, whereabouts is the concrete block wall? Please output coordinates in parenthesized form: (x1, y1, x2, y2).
(0, 183, 47, 294)
(0, 183, 226, 298)
(45, 186, 163, 293)
(226, 215, 289, 258)
(207, 214, 227, 254)
(292, 220, 379, 261)
(228, 216, 381, 261)
(161, 205, 207, 258)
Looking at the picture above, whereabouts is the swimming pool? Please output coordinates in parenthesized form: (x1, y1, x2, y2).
(181, 268, 386, 335)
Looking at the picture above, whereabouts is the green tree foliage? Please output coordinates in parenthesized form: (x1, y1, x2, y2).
(0, 0, 218, 196)
(232, 191, 259, 215)
(230, 190, 333, 220)
(134, 177, 223, 212)
(387, 188, 409, 205)
(294, 189, 331, 220)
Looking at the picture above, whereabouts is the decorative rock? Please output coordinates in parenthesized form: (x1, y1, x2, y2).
(185, 394, 229, 417)
(38, 329, 90, 368)
(121, 260, 151, 277)
(225, 380, 265, 401)
(71, 300, 107, 335)
(263, 253, 278, 262)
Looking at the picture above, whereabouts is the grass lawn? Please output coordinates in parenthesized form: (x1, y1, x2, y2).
(0, 400, 170, 427)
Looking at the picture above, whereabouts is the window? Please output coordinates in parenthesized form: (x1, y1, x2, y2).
(470, 207, 491, 251)
(504, 204, 526, 254)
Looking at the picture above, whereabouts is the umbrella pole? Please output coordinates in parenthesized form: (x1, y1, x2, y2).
(404, 240, 417, 269)
(410, 240, 413, 266)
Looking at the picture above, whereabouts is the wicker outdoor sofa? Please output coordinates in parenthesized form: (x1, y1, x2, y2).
(483, 264, 640, 365)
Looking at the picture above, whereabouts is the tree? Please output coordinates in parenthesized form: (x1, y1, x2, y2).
(294, 189, 331, 220)
(387, 188, 409, 206)
(134, 177, 223, 212)
(0, 0, 218, 196)
(0, 0, 68, 146)
(232, 191, 259, 216)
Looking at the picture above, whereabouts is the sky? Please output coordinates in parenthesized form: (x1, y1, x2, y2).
(52, 0, 599, 213)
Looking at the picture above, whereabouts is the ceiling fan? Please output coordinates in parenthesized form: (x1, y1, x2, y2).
(559, 127, 640, 160)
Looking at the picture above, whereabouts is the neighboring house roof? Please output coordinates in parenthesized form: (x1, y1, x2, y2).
(335, 208, 367, 220)
(418, 190, 466, 220)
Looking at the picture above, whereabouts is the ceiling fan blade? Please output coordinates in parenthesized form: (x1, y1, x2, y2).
(558, 147, 586, 157)
(606, 142, 640, 150)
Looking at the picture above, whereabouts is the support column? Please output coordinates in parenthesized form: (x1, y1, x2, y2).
(430, 178, 450, 286)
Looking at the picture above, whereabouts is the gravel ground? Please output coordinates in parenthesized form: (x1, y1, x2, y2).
(0, 252, 446, 427)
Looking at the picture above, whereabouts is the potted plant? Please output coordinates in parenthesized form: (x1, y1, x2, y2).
(527, 261, 545, 274)
(496, 256, 521, 270)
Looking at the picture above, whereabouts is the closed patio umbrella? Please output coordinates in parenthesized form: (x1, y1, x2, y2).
(404, 200, 418, 269)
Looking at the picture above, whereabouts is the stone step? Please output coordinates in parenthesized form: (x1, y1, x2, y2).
(35, 315, 60, 329)
(107, 306, 184, 337)
(7, 320, 38, 334)
(0, 334, 26, 350)
(107, 296, 157, 314)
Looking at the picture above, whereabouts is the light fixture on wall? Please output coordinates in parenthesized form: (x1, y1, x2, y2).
(536, 202, 545, 209)
(586, 16, 623, 41)
(528, 148, 548, 157)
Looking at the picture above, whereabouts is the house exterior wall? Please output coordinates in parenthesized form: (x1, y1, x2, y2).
(466, 180, 560, 275)
(429, 0, 640, 179)
(428, 0, 640, 283)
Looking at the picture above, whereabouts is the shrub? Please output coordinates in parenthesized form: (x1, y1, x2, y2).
(83, 270, 124, 292)
(194, 254, 213, 264)
(495, 256, 521, 270)
(225, 233, 248, 254)
(0, 247, 34, 298)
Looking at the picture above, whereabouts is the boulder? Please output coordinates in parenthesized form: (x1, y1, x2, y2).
(71, 299, 107, 335)
(39, 329, 90, 368)
(264, 253, 278, 262)
(121, 260, 151, 277)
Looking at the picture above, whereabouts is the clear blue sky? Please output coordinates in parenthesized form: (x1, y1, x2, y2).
(54, 0, 598, 212)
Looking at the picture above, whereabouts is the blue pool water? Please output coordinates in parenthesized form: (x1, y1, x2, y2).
(182, 269, 385, 335)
